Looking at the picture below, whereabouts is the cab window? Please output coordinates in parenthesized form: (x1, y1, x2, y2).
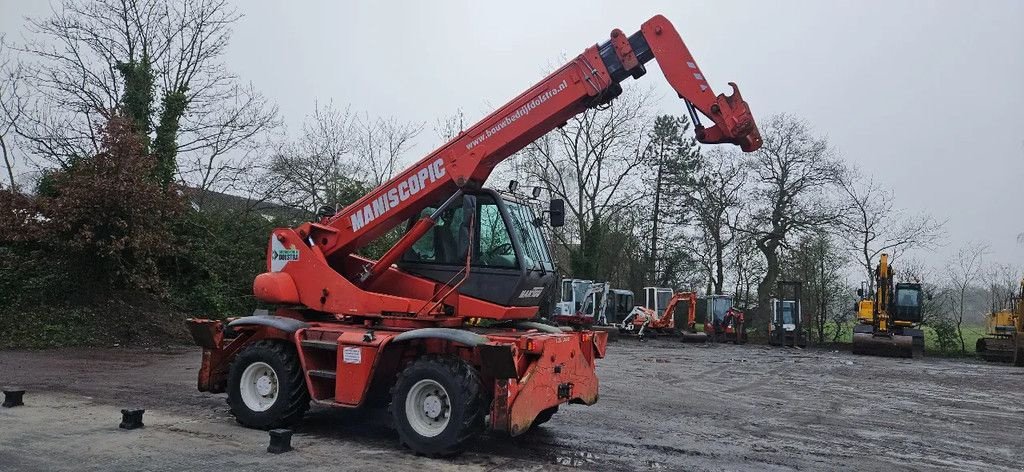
(405, 205, 465, 264)
(896, 288, 920, 307)
(475, 202, 516, 268)
(404, 197, 517, 269)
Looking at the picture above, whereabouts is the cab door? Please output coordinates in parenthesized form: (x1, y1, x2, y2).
(398, 192, 554, 307)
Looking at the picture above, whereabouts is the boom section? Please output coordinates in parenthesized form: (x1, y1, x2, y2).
(312, 14, 761, 261)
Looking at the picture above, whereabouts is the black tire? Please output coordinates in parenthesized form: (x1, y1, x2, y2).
(1014, 340, 1024, 367)
(226, 340, 310, 430)
(390, 356, 485, 457)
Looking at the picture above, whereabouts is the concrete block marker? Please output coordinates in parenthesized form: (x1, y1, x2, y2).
(119, 409, 145, 429)
(2, 388, 25, 407)
(267, 429, 293, 454)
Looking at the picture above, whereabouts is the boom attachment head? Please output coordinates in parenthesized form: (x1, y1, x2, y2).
(635, 14, 762, 152)
(692, 83, 762, 152)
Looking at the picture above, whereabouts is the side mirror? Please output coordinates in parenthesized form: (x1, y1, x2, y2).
(856, 288, 864, 298)
(548, 199, 565, 227)
(508, 180, 520, 193)
(531, 186, 542, 199)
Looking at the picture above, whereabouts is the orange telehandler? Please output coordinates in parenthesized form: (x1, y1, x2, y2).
(185, 15, 760, 456)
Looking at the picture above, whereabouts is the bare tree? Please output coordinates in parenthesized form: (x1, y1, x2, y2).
(781, 232, 848, 343)
(0, 34, 27, 189)
(175, 82, 280, 193)
(505, 88, 655, 278)
(12, 0, 278, 192)
(741, 114, 845, 325)
(352, 113, 424, 186)
(839, 171, 945, 290)
(895, 256, 961, 352)
(983, 263, 1021, 312)
(687, 148, 747, 294)
(944, 242, 988, 353)
(730, 234, 765, 309)
(266, 102, 423, 216)
(267, 102, 358, 214)
(433, 108, 466, 143)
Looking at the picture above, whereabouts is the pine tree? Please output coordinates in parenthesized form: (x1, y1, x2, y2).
(646, 115, 701, 285)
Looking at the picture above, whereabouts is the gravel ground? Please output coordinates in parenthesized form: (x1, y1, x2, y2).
(1, 339, 1021, 471)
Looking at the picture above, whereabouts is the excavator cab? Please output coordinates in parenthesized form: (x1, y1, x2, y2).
(769, 281, 807, 348)
(607, 289, 634, 325)
(554, 279, 594, 318)
(703, 294, 747, 343)
(645, 287, 674, 313)
(399, 190, 559, 307)
(891, 283, 923, 322)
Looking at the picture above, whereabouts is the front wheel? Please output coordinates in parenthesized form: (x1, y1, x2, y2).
(390, 356, 485, 457)
(226, 340, 310, 429)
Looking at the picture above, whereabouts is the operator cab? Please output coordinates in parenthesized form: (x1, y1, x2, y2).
(556, 279, 594, 316)
(774, 300, 798, 331)
(707, 295, 735, 325)
(644, 287, 673, 314)
(399, 189, 560, 307)
(607, 289, 634, 324)
(891, 283, 923, 323)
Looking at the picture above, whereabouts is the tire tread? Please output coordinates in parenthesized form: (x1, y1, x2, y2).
(389, 355, 485, 457)
(227, 340, 310, 429)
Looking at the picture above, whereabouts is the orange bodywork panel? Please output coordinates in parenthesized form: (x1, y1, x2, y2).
(190, 319, 607, 434)
(494, 330, 606, 436)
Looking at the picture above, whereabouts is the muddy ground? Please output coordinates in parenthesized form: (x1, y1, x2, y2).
(1, 340, 1021, 471)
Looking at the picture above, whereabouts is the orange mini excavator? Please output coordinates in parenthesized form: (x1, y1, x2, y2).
(186, 15, 760, 456)
(619, 289, 699, 340)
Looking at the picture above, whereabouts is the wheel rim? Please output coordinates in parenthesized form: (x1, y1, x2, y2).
(240, 361, 279, 412)
(405, 379, 451, 437)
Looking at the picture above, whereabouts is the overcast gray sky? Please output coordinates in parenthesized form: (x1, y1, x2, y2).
(2, 0, 1022, 270)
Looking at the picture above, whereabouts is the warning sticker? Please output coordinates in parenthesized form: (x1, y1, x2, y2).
(342, 346, 362, 364)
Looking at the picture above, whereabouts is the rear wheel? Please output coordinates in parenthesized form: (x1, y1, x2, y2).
(227, 340, 310, 429)
(390, 356, 485, 457)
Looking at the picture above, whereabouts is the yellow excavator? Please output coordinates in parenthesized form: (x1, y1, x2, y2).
(852, 253, 925, 358)
(976, 278, 1024, 366)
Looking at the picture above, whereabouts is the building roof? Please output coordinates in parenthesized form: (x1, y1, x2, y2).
(183, 187, 307, 222)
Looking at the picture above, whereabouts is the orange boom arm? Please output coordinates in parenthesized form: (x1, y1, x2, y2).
(257, 15, 761, 319)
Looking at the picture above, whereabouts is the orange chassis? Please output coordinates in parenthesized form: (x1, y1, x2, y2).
(188, 313, 607, 436)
